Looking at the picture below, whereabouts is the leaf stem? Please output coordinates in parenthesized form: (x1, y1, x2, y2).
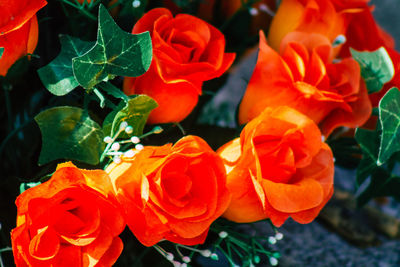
(58, 0, 97, 20)
(93, 88, 106, 108)
(0, 247, 12, 254)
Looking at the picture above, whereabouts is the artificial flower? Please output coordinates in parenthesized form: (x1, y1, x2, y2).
(123, 8, 235, 123)
(0, 0, 47, 76)
(106, 135, 230, 246)
(218, 106, 334, 226)
(11, 162, 125, 267)
(239, 31, 371, 136)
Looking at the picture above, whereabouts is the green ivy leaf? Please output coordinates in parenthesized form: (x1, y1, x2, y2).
(38, 35, 94, 96)
(0, 47, 4, 59)
(377, 87, 400, 165)
(72, 5, 152, 89)
(20, 182, 41, 194)
(103, 95, 157, 138)
(35, 106, 104, 165)
(354, 128, 379, 186)
(350, 47, 394, 94)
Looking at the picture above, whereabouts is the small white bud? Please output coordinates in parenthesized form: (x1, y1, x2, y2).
(249, 7, 258, 16)
(119, 121, 128, 130)
(269, 257, 279, 266)
(219, 231, 228, 239)
(210, 253, 219, 260)
(125, 126, 133, 134)
(201, 250, 212, 257)
(333, 34, 346, 47)
(132, 0, 140, 8)
(258, 3, 275, 16)
(182, 256, 191, 263)
(111, 142, 120, 151)
(181, 263, 187, 267)
(131, 136, 140, 144)
(124, 150, 136, 158)
(113, 156, 121, 164)
(275, 232, 284, 240)
(103, 136, 113, 143)
(135, 144, 144, 150)
(152, 126, 163, 134)
(166, 253, 174, 261)
(268, 236, 277, 244)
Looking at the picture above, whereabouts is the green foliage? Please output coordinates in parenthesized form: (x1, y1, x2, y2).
(103, 95, 157, 137)
(377, 88, 400, 165)
(355, 128, 380, 186)
(72, 5, 152, 89)
(0, 47, 3, 59)
(350, 47, 394, 94)
(37, 35, 94, 96)
(35, 106, 105, 165)
(38, 35, 94, 96)
(355, 88, 400, 205)
(19, 182, 41, 194)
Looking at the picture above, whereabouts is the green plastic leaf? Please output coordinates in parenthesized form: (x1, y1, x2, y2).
(355, 128, 379, 186)
(0, 47, 3, 59)
(38, 35, 94, 96)
(72, 5, 152, 89)
(35, 106, 104, 165)
(20, 182, 41, 194)
(350, 47, 394, 94)
(377, 88, 400, 165)
(103, 95, 157, 138)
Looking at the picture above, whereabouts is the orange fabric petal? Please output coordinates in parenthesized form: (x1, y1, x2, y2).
(29, 226, 60, 261)
(123, 64, 199, 124)
(0, 0, 47, 34)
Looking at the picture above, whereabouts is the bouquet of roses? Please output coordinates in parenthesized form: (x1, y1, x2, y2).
(1, 0, 400, 266)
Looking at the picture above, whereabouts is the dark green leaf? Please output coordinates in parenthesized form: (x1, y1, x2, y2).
(350, 47, 394, 94)
(72, 5, 152, 89)
(98, 82, 129, 102)
(103, 95, 157, 138)
(35, 106, 104, 165)
(377, 87, 400, 165)
(354, 128, 379, 186)
(0, 47, 3, 59)
(38, 35, 94, 96)
(356, 168, 393, 207)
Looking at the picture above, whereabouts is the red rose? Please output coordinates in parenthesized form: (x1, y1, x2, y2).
(106, 136, 231, 246)
(0, 0, 47, 76)
(123, 8, 235, 124)
(11, 162, 125, 267)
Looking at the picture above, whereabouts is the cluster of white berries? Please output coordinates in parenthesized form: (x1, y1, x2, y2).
(102, 122, 163, 164)
(266, 232, 284, 266)
(153, 244, 213, 267)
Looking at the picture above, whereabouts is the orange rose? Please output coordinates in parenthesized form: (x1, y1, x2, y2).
(267, 0, 352, 52)
(106, 135, 230, 246)
(123, 8, 235, 124)
(0, 0, 47, 76)
(239, 31, 371, 136)
(338, 4, 395, 58)
(11, 162, 125, 267)
(218, 106, 334, 226)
